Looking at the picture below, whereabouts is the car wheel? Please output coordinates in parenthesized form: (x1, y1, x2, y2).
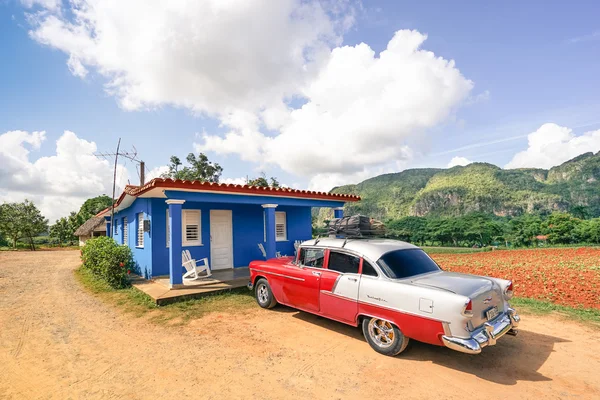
(362, 317, 409, 356)
(255, 278, 277, 309)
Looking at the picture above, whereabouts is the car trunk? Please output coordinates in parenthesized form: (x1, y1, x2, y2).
(411, 271, 505, 328)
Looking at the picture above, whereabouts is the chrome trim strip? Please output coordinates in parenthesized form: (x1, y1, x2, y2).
(251, 269, 305, 282)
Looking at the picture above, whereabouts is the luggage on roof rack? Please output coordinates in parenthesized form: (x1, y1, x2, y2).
(327, 215, 385, 237)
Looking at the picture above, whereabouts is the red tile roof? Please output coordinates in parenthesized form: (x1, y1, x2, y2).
(97, 178, 360, 215)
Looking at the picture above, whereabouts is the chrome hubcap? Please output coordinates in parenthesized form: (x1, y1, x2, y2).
(257, 284, 269, 304)
(368, 319, 395, 348)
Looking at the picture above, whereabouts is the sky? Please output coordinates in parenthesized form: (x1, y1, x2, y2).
(1, 0, 599, 222)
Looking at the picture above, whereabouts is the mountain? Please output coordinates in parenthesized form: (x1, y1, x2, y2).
(321, 151, 600, 222)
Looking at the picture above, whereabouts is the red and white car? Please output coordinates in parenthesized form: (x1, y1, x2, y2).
(248, 238, 520, 356)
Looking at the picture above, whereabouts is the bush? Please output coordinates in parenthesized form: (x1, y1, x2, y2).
(81, 236, 133, 288)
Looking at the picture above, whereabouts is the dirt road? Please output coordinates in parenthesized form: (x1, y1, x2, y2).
(1, 251, 599, 399)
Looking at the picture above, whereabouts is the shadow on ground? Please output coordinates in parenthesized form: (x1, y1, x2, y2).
(283, 307, 568, 385)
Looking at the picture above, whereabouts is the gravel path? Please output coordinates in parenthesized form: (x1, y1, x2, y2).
(1, 250, 599, 399)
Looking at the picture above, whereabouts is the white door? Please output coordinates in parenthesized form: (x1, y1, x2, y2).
(210, 210, 234, 270)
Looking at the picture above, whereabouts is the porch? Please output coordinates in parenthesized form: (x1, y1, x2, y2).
(131, 267, 251, 305)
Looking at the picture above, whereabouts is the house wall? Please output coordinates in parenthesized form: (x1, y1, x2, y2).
(112, 193, 344, 280)
(149, 200, 313, 277)
(113, 198, 153, 278)
(78, 235, 90, 247)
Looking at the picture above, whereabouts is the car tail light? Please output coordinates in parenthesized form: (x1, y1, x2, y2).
(462, 299, 473, 317)
(504, 281, 514, 300)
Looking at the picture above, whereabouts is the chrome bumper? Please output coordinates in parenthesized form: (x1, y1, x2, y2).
(441, 308, 520, 355)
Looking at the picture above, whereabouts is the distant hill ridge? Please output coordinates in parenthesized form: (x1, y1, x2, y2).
(325, 151, 600, 221)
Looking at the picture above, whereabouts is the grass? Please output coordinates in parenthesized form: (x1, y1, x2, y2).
(75, 266, 255, 325)
(511, 297, 600, 327)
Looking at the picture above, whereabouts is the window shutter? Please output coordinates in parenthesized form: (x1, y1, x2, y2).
(182, 210, 201, 246)
(166, 209, 170, 248)
(275, 212, 287, 241)
(137, 213, 144, 247)
(123, 217, 128, 245)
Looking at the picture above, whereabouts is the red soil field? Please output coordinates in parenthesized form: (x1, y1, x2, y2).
(431, 247, 600, 310)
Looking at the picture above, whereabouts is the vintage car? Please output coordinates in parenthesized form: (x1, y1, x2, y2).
(248, 238, 520, 356)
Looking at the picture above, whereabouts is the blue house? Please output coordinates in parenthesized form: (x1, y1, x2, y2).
(97, 178, 360, 287)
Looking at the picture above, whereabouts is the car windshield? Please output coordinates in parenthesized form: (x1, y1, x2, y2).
(377, 249, 441, 279)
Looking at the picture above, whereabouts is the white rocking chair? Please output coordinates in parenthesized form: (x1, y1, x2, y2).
(181, 250, 212, 280)
(294, 240, 302, 255)
(257, 243, 267, 258)
(257, 243, 281, 259)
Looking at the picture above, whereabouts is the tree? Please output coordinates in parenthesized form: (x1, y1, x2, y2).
(543, 212, 580, 244)
(575, 218, 600, 243)
(0, 203, 22, 249)
(78, 195, 113, 220)
(68, 211, 85, 237)
(387, 216, 427, 245)
(248, 172, 280, 188)
(0, 200, 48, 250)
(161, 153, 223, 182)
(50, 217, 74, 246)
(19, 200, 49, 250)
(462, 213, 503, 246)
(0, 230, 7, 247)
(506, 214, 543, 247)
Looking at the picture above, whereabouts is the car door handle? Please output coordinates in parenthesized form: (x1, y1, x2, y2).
(312, 271, 321, 276)
(347, 277, 357, 282)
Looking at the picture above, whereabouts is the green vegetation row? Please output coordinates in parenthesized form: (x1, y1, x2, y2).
(314, 211, 600, 248)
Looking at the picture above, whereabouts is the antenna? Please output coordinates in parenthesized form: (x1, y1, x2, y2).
(94, 140, 145, 238)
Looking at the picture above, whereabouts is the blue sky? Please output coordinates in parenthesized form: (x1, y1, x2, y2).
(1, 0, 599, 220)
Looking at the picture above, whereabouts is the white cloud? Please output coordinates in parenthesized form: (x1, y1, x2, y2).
(221, 177, 248, 185)
(27, 0, 349, 114)
(199, 30, 472, 190)
(26, 2, 472, 192)
(20, 0, 61, 11)
(0, 130, 128, 222)
(447, 156, 472, 168)
(505, 123, 600, 169)
(145, 165, 169, 181)
(465, 90, 490, 105)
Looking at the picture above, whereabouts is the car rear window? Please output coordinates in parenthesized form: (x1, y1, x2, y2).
(377, 249, 440, 279)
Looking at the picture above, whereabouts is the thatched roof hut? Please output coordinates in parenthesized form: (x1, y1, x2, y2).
(75, 216, 107, 246)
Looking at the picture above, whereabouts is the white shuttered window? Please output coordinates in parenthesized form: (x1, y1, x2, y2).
(166, 209, 170, 248)
(275, 212, 287, 241)
(263, 211, 288, 242)
(123, 217, 128, 245)
(182, 210, 202, 246)
(137, 213, 144, 247)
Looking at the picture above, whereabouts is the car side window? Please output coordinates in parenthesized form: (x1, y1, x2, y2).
(299, 248, 325, 268)
(361, 260, 378, 277)
(328, 251, 360, 274)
